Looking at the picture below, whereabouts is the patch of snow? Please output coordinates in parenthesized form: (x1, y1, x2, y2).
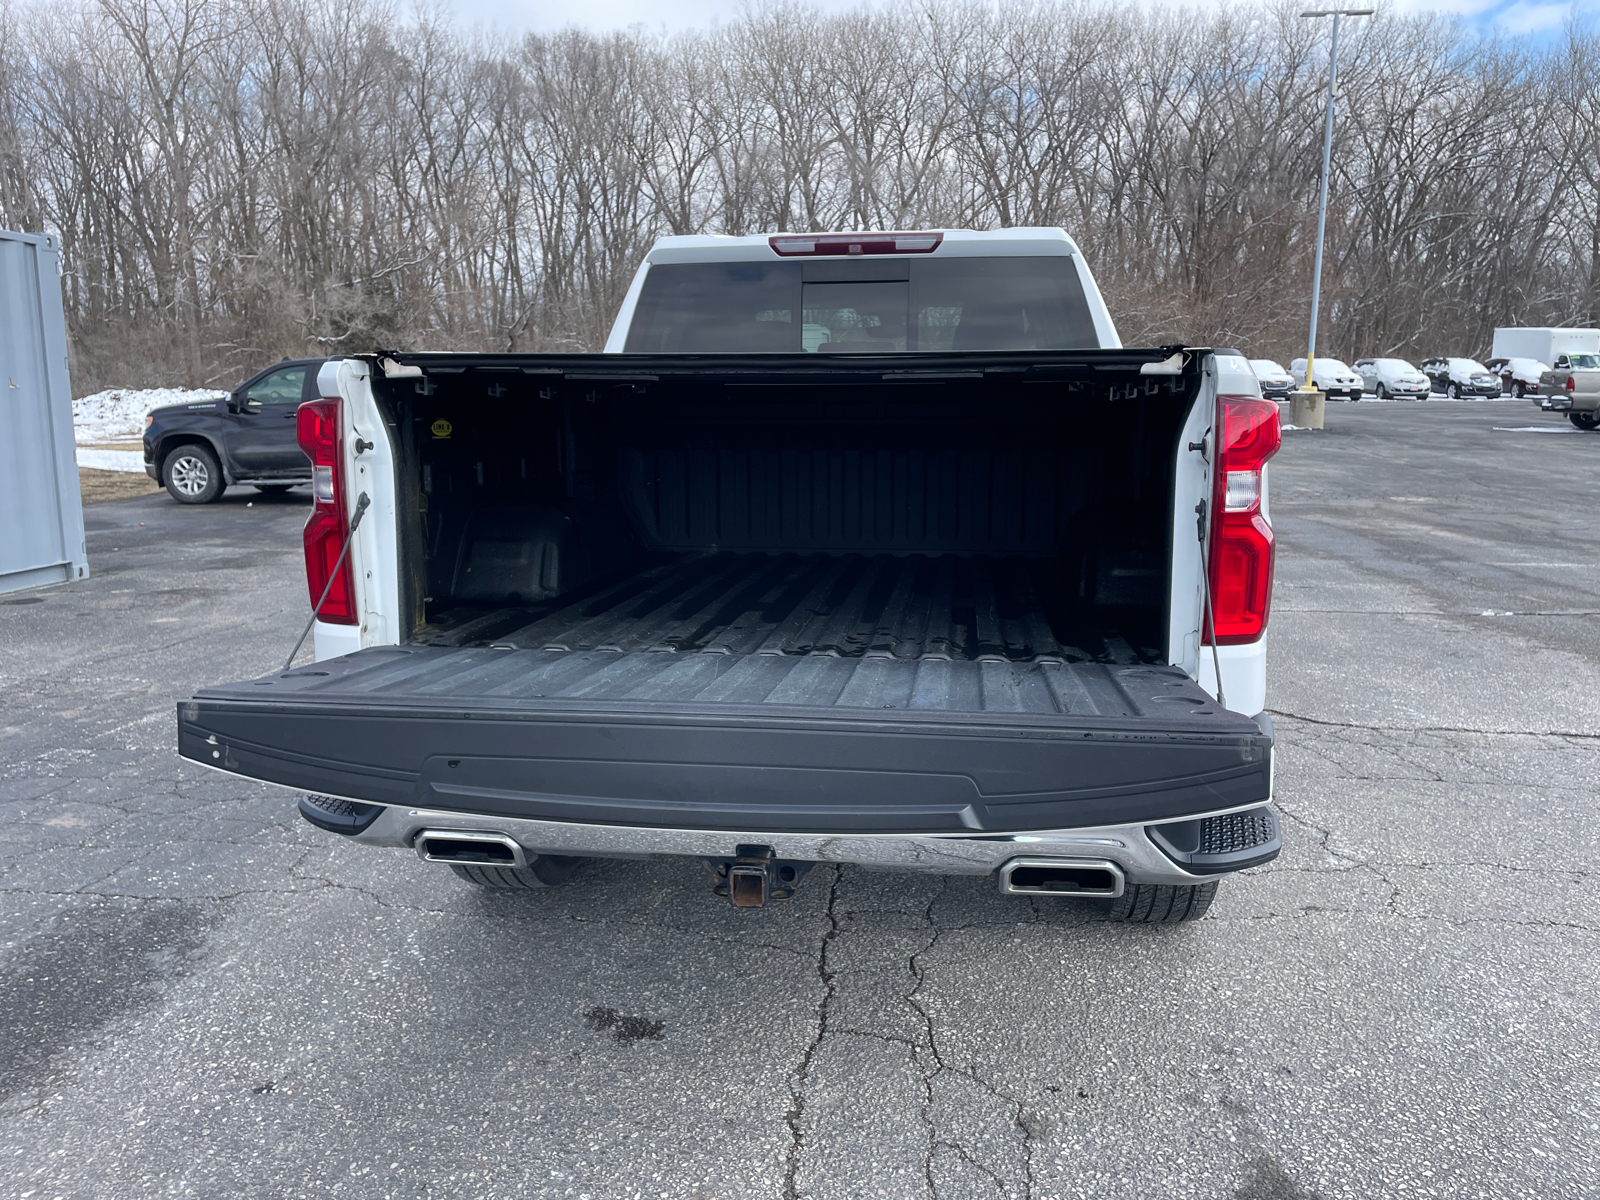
(76, 448, 149, 472)
(73, 387, 226, 444)
(1492, 426, 1584, 434)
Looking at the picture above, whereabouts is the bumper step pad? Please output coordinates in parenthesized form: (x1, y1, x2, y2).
(298, 793, 385, 835)
(1146, 806, 1281, 874)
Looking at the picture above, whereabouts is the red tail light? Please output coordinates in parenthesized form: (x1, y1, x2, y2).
(296, 398, 358, 625)
(769, 231, 943, 256)
(1206, 395, 1281, 645)
(1567, 376, 1576, 392)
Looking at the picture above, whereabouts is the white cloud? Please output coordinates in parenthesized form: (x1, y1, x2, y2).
(1491, 0, 1572, 33)
(445, 0, 770, 35)
(439, 0, 1579, 35)
(1377, 0, 1498, 13)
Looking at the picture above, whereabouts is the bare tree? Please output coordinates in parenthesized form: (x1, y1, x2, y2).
(1, 0, 1594, 390)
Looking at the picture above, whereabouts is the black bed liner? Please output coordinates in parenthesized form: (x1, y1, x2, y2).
(419, 550, 1158, 662)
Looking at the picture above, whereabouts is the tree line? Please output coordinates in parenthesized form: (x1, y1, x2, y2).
(1, 0, 1596, 392)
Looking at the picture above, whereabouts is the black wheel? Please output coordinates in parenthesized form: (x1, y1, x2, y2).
(254, 483, 293, 494)
(1569, 411, 1600, 430)
(1375, 383, 1388, 399)
(1447, 382, 1461, 399)
(1512, 382, 1525, 398)
(1102, 881, 1218, 924)
(162, 443, 225, 504)
(448, 855, 583, 889)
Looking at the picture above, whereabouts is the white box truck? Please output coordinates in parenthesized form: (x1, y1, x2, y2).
(1491, 327, 1600, 362)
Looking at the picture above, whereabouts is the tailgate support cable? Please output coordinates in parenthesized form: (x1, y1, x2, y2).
(284, 492, 371, 672)
(1192, 431, 1228, 712)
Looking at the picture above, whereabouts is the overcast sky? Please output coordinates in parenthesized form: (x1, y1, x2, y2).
(442, 0, 1589, 39)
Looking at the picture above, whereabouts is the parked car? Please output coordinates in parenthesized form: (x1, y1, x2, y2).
(142, 358, 327, 503)
(1249, 359, 1295, 399)
(175, 228, 1283, 924)
(1420, 358, 1501, 399)
(1483, 357, 1549, 400)
(1352, 358, 1431, 400)
(1288, 357, 1363, 400)
(1538, 352, 1600, 428)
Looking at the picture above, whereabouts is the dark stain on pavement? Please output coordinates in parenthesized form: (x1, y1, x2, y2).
(1232, 1155, 1323, 1200)
(583, 1005, 664, 1046)
(0, 900, 215, 1103)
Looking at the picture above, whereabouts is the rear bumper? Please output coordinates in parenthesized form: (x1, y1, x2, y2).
(346, 796, 1279, 885)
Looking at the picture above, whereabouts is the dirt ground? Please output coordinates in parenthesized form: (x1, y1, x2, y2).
(78, 467, 162, 506)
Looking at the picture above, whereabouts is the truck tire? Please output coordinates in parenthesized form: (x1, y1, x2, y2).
(1569, 411, 1600, 430)
(448, 855, 583, 889)
(163, 443, 226, 504)
(1102, 881, 1218, 924)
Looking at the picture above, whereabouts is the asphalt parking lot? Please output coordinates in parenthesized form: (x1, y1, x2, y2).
(3, 399, 1598, 1200)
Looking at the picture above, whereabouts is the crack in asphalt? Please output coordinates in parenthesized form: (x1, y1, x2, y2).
(905, 881, 1040, 1200)
(779, 872, 1045, 1199)
(782, 863, 842, 1200)
(1258, 805, 1600, 932)
(1268, 708, 1600, 740)
(1277, 608, 1600, 616)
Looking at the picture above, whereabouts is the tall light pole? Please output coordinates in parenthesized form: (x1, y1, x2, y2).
(1300, 8, 1372, 392)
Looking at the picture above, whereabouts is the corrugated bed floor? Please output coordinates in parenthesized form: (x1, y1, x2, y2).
(420, 552, 1157, 663)
(276, 643, 1199, 719)
(368, 553, 1175, 719)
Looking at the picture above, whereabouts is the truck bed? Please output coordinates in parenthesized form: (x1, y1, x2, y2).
(179, 347, 1272, 837)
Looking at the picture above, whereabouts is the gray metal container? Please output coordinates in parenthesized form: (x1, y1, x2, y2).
(0, 229, 88, 595)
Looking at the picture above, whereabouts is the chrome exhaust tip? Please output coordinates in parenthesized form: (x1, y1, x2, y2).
(415, 830, 528, 870)
(998, 857, 1125, 898)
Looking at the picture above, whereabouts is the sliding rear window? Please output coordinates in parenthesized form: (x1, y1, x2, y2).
(623, 256, 1098, 353)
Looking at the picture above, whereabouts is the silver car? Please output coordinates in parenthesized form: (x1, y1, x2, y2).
(1353, 358, 1431, 400)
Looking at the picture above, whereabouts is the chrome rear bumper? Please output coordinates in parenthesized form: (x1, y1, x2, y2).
(352, 799, 1276, 886)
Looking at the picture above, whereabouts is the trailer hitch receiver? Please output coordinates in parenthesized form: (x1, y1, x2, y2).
(707, 846, 813, 908)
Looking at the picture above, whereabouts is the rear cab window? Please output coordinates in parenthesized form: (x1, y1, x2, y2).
(623, 257, 1099, 353)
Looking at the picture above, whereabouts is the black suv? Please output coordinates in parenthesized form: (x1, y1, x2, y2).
(143, 358, 327, 503)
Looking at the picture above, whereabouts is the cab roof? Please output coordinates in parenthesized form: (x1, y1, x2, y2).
(644, 227, 1083, 265)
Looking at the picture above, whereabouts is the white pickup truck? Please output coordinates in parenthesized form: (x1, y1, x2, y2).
(178, 228, 1282, 923)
